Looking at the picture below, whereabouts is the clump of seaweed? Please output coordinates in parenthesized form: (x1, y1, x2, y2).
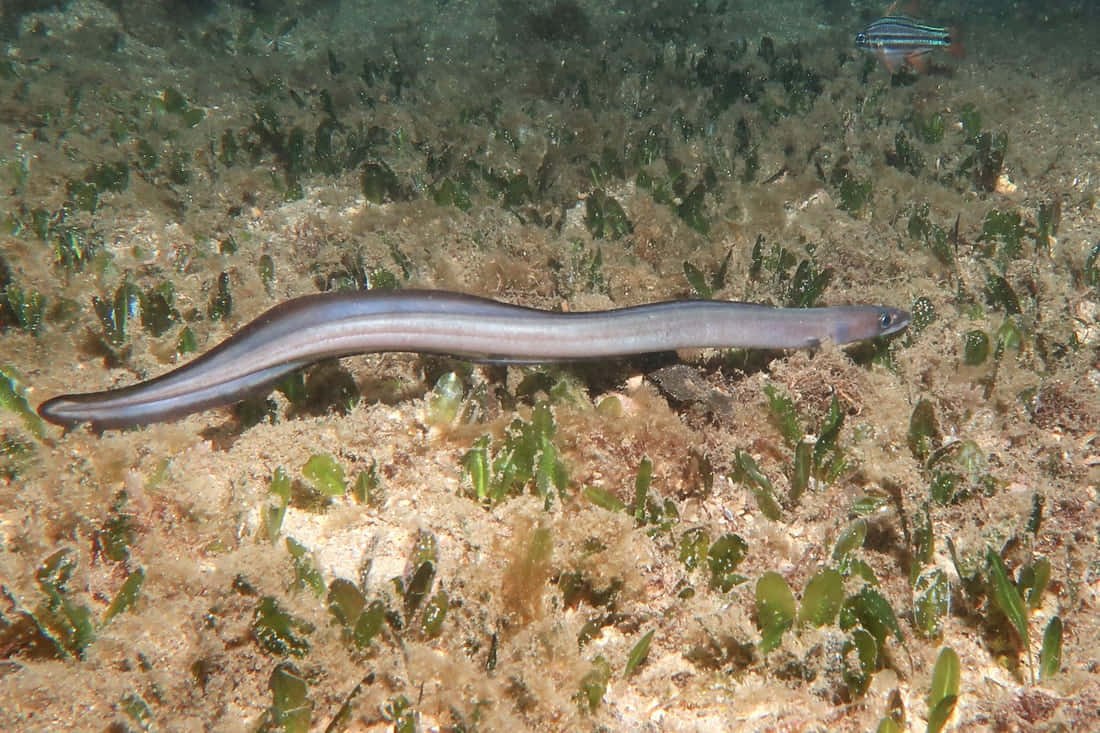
(527, 0, 591, 43)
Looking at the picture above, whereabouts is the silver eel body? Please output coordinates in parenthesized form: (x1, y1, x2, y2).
(37, 289, 910, 429)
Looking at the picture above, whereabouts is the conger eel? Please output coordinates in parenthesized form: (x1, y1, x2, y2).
(37, 289, 910, 429)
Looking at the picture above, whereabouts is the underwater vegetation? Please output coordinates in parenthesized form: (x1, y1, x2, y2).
(0, 0, 1094, 729)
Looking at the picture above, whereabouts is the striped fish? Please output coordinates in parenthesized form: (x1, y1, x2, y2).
(855, 14, 963, 72)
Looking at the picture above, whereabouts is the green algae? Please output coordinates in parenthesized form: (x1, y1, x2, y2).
(252, 596, 313, 657)
(927, 648, 960, 733)
(584, 189, 632, 239)
(265, 662, 313, 733)
(302, 453, 346, 497)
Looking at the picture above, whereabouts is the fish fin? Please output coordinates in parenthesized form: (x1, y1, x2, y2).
(886, 0, 920, 14)
(464, 354, 571, 365)
(946, 26, 966, 59)
(905, 49, 931, 73)
(879, 49, 900, 71)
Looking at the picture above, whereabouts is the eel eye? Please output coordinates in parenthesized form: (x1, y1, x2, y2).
(879, 312, 893, 330)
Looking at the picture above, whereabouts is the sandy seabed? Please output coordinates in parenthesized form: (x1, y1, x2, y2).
(1, 0, 1098, 730)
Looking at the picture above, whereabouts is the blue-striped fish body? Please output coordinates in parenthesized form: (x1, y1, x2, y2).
(855, 15, 963, 71)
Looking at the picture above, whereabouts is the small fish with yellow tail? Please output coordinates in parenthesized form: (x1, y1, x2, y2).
(855, 1, 964, 72)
